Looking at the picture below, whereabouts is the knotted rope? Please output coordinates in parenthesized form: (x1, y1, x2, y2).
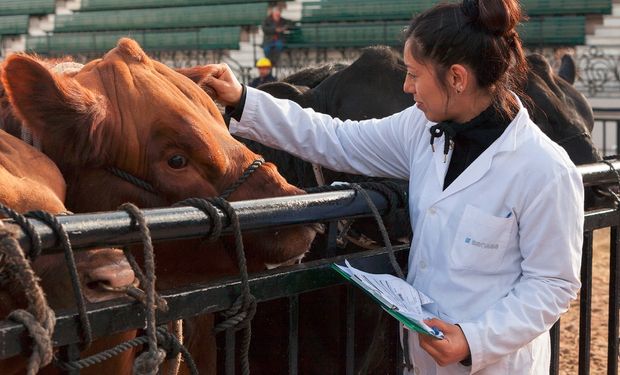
(119, 203, 167, 375)
(174, 197, 257, 375)
(0, 224, 56, 375)
(26, 210, 93, 348)
(55, 326, 198, 375)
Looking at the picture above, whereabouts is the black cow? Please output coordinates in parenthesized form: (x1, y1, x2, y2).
(240, 46, 601, 375)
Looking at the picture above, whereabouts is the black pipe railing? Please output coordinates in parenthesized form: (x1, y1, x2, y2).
(7, 188, 398, 254)
(0, 246, 409, 361)
(0, 161, 619, 374)
(0, 160, 617, 254)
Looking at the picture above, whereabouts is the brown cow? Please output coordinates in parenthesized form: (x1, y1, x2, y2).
(0, 129, 137, 375)
(1, 38, 317, 374)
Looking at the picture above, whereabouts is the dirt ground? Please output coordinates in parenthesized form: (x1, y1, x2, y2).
(559, 228, 616, 374)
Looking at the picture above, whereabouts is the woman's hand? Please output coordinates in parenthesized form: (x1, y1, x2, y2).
(418, 318, 471, 367)
(201, 63, 243, 107)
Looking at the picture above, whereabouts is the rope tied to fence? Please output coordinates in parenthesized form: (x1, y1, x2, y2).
(119, 202, 168, 375)
(306, 181, 412, 369)
(54, 326, 199, 375)
(306, 181, 407, 278)
(0, 203, 43, 260)
(0, 224, 56, 375)
(173, 197, 257, 375)
(25, 209, 94, 349)
(601, 156, 620, 205)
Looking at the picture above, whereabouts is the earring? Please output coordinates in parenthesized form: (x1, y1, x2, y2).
(456, 87, 462, 94)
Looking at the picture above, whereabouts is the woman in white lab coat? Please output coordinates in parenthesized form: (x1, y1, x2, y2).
(204, 0, 584, 373)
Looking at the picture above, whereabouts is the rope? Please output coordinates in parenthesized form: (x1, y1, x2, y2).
(173, 196, 257, 375)
(306, 181, 406, 278)
(119, 203, 166, 375)
(306, 181, 410, 368)
(0, 226, 56, 375)
(55, 326, 198, 375)
(601, 156, 620, 205)
(220, 158, 265, 200)
(172, 197, 223, 240)
(0, 203, 43, 260)
(211, 198, 256, 375)
(107, 167, 158, 195)
(25, 210, 93, 348)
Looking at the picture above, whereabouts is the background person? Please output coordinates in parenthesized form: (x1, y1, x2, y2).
(261, 5, 292, 66)
(249, 57, 277, 88)
(204, 0, 583, 373)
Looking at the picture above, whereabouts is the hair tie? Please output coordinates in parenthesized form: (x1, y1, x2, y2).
(461, 0, 479, 20)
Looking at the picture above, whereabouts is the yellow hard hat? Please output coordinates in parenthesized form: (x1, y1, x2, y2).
(256, 57, 272, 68)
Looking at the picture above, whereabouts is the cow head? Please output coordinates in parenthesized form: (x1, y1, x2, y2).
(0, 129, 136, 309)
(1, 38, 316, 273)
(524, 54, 599, 165)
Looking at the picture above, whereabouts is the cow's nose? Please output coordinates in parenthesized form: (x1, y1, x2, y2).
(78, 249, 137, 303)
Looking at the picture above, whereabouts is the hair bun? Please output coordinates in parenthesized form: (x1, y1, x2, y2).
(461, 0, 480, 21)
(463, 0, 522, 37)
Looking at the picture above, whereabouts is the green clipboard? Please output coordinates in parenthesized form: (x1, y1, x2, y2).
(331, 263, 443, 339)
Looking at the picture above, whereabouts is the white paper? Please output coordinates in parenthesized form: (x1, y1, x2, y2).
(337, 260, 444, 339)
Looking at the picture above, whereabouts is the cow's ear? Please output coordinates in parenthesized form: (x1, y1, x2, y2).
(2, 55, 107, 164)
(175, 66, 220, 98)
(2, 54, 107, 144)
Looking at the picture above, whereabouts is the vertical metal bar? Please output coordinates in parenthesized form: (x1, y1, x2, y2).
(602, 120, 608, 156)
(549, 320, 560, 375)
(608, 226, 619, 375)
(326, 220, 339, 256)
(225, 329, 236, 375)
(579, 230, 593, 375)
(289, 295, 299, 375)
(346, 287, 355, 375)
(58, 344, 81, 375)
(395, 321, 404, 375)
(615, 120, 620, 156)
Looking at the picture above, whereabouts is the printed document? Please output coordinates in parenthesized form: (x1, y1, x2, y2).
(333, 260, 444, 339)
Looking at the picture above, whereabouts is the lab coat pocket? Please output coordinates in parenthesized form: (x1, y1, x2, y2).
(450, 204, 514, 272)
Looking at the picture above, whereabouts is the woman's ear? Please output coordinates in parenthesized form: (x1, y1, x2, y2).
(449, 64, 469, 94)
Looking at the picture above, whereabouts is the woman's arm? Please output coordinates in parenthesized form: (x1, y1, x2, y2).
(230, 87, 420, 179)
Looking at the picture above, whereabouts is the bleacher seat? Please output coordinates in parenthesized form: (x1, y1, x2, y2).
(54, 3, 269, 32)
(26, 26, 241, 54)
(0, 0, 55, 16)
(300, 0, 611, 22)
(286, 16, 587, 48)
(521, 0, 612, 16)
(79, 0, 271, 12)
(520, 15, 586, 45)
(0, 15, 30, 35)
(301, 0, 436, 23)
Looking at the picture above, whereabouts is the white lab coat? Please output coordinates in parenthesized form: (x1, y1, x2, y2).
(230, 87, 583, 374)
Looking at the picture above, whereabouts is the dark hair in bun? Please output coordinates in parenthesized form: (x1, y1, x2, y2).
(404, 0, 528, 116)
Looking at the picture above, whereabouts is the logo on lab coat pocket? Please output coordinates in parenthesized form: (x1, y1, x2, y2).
(464, 237, 499, 249)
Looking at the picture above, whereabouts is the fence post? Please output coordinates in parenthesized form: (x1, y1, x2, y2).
(579, 230, 594, 375)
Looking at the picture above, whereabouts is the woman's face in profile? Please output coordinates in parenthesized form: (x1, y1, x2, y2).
(402, 40, 449, 123)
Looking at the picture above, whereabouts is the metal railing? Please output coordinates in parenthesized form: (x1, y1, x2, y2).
(0, 162, 618, 374)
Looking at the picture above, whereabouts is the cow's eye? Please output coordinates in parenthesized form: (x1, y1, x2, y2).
(168, 155, 187, 169)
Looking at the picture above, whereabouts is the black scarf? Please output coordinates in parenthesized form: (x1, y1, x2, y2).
(428, 104, 512, 190)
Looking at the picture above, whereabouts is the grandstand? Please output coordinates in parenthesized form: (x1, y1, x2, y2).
(0, 0, 616, 84)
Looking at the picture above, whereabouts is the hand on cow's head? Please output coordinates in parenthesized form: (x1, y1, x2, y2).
(198, 63, 243, 107)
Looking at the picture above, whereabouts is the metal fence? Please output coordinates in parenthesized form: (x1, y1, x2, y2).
(0, 163, 619, 374)
(593, 111, 620, 157)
